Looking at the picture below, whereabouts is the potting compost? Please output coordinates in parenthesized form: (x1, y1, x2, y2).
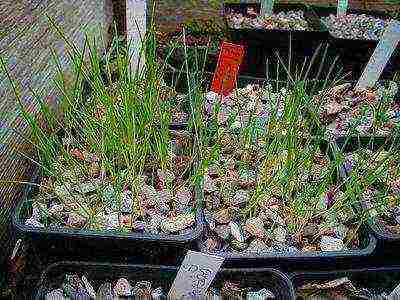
(44, 273, 276, 299)
(226, 9, 309, 31)
(323, 14, 388, 40)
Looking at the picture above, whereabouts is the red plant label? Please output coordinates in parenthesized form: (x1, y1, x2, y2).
(211, 42, 244, 96)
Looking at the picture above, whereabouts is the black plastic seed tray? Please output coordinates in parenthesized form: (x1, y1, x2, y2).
(224, 3, 329, 77)
(335, 136, 400, 243)
(35, 261, 295, 300)
(224, 3, 327, 49)
(12, 169, 204, 264)
(308, 5, 400, 79)
(197, 138, 376, 267)
(291, 267, 400, 298)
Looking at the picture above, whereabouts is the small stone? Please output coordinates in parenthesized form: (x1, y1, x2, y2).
(205, 287, 221, 300)
(205, 192, 221, 211)
(88, 162, 100, 177)
(391, 179, 400, 194)
(320, 236, 344, 251)
(214, 209, 231, 224)
(62, 274, 87, 298)
(272, 227, 287, 244)
(132, 220, 146, 231)
(81, 275, 96, 299)
(204, 174, 217, 193)
(54, 183, 74, 200)
(221, 281, 244, 298)
(155, 169, 175, 190)
(244, 217, 268, 239)
(395, 214, 400, 225)
(102, 184, 116, 205)
(230, 239, 248, 251)
(75, 178, 101, 194)
(204, 210, 216, 230)
(119, 214, 132, 229)
(247, 288, 275, 300)
(66, 212, 86, 228)
(148, 215, 163, 234)
(175, 187, 192, 207)
(106, 212, 119, 230)
(302, 244, 318, 252)
(114, 278, 132, 297)
(334, 224, 349, 240)
(25, 217, 45, 228)
(155, 191, 170, 215)
(45, 289, 65, 300)
(260, 208, 285, 226)
(151, 287, 167, 299)
(246, 238, 269, 253)
(160, 212, 195, 233)
(132, 281, 152, 298)
(231, 190, 249, 207)
(97, 282, 114, 299)
(204, 237, 221, 252)
(214, 225, 231, 240)
(48, 203, 64, 218)
(302, 223, 319, 239)
(229, 221, 245, 242)
(140, 184, 161, 207)
(120, 191, 133, 213)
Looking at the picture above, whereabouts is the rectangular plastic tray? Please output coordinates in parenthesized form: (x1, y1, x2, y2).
(12, 168, 204, 264)
(35, 261, 295, 299)
(224, 3, 329, 77)
(308, 5, 400, 79)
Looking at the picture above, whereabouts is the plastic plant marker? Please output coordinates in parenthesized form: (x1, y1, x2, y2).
(337, 0, 348, 17)
(126, 0, 146, 69)
(168, 251, 225, 299)
(261, 0, 275, 16)
(10, 239, 22, 261)
(356, 21, 400, 90)
(211, 42, 244, 97)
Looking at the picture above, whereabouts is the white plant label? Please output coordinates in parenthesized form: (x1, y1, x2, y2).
(337, 0, 348, 17)
(389, 282, 400, 299)
(168, 251, 225, 299)
(356, 21, 400, 91)
(126, 0, 146, 70)
(261, 0, 274, 16)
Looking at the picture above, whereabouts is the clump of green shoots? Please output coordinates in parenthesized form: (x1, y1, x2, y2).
(199, 43, 397, 254)
(0, 15, 207, 236)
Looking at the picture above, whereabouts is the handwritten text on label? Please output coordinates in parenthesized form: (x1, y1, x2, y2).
(168, 251, 225, 299)
(211, 42, 244, 96)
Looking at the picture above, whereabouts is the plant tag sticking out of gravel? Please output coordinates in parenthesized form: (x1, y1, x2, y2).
(168, 251, 225, 299)
(356, 21, 400, 91)
(211, 42, 244, 97)
(337, 0, 348, 17)
(261, 0, 275, 16)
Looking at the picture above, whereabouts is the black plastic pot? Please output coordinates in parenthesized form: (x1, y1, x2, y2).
(292, 267, 400, 298)
(12, 172, 204, 264)
(335, 136, 400, 243)
(35, 261, 295, 299)
(224, 3, 329, 77)
(199, 218, 375, 268)
(197, 138, 376, 267)
(308, 5, 400, 80)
